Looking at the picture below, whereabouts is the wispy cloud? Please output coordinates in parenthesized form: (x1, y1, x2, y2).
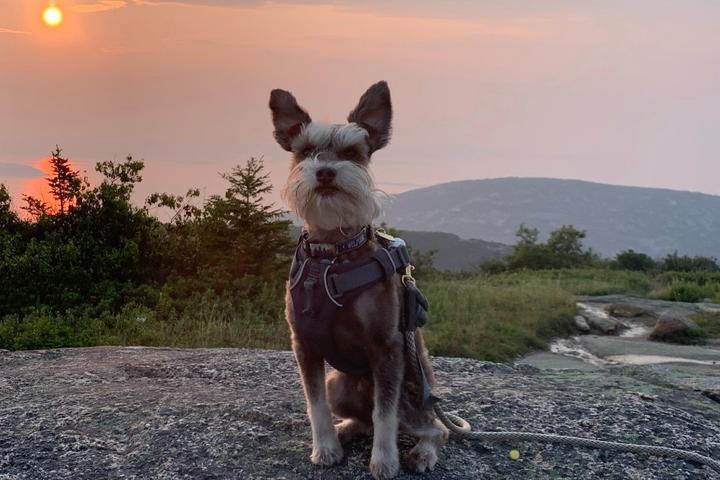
(0, 163, 44, 178)
(0, 27, 31, 35)
(70, 1, 128, 13)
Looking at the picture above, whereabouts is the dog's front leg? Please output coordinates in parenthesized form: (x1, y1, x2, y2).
(293, 341, 343, 465)
(369, 342, 403, 479)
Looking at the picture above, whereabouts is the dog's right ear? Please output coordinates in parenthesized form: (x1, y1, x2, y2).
(269, 89, 312, 151)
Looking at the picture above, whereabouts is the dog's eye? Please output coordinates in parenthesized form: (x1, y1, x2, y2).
(339, 148, 358, 161)
(300, 146, 314, 158)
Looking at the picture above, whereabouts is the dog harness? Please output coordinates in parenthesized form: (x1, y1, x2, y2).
(288, 227, 434, 406)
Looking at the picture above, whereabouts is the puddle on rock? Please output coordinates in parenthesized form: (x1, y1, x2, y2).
(605, 355, 719, 366)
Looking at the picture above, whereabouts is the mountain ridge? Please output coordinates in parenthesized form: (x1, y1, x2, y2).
(381, 177, 720, 259)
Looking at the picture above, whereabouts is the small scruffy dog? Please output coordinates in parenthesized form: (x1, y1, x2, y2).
(269, 81, 448, 479)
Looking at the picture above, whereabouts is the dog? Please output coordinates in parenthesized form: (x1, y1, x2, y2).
(269, 81, 448, 479)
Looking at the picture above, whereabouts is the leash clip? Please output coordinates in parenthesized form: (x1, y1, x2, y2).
(401, 264, 416, 287)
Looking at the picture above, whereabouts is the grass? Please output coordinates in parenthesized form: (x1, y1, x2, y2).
(421, 275, 576, 361)
(692, 312, 720, 338)
(2, 267, 720, 362)
(0, 285, 290, 352)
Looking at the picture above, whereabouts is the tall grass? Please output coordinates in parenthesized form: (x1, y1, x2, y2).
(422, 275, 576, 361)
(3, 268, 719, 362)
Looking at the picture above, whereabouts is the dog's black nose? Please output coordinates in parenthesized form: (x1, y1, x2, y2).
(316, 167, 336, 185)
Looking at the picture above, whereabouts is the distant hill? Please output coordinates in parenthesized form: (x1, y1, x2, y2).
(397, 230, 511, 272)
(381, 178, 720, 259)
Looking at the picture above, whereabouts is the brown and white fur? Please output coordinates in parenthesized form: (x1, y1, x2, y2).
(270, 81, 448, 479)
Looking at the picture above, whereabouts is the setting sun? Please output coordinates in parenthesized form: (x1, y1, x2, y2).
(42, 2, 63, 27)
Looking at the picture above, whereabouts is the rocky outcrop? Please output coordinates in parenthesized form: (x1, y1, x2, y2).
(576, 295, 720, 344)
(650, 309, 705, 343)
(1, 347, 719, 479)
(576, 302, 626, 334)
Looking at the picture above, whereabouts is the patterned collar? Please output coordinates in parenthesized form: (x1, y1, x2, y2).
(303, 226, 372, 259)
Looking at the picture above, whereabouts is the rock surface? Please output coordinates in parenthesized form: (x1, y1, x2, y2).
(2, 347, 720, 479)
(576, 303, 625, 334)
(576, 295, 720, 343)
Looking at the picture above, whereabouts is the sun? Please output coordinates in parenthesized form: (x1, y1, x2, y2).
(42, 2, 63, 27)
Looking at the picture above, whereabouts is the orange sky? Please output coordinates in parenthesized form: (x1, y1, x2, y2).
(2, 1, 720, 211)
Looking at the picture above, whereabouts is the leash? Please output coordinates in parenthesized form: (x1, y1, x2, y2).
(403, 331, 720, 474)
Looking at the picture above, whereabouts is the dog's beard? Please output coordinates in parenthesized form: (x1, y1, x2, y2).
(283, 159, 383, 231)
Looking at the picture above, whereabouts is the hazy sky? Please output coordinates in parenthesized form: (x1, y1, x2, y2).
(2, 0, 719, 210)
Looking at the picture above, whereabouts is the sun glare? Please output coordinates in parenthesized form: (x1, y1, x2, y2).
(43, 2, 63, 27)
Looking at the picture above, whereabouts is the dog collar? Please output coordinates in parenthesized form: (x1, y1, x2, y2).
(303, 226, 372, 259)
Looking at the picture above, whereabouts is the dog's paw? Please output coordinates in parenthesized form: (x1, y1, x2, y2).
(336, 419, 371, 445)
(310, 440, 343, 466)
(406, 443, 438, 473)
(369, 448, 400, 479)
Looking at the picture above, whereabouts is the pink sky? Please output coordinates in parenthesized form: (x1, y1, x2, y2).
(2, 0, 720, 209)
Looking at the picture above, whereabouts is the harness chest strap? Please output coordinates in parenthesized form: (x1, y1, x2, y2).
(324, 246, 411, 300)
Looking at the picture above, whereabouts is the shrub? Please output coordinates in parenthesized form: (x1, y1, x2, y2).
(661, 281, 712, 303)
(479, 258, 508, 274)
(614, 249, 656, 271)
(505, 224, 595, 271)
(661, 252, 720, 272)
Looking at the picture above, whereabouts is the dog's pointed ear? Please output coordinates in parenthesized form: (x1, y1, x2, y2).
(348, 81, 392, 153)
(269, 89, 312, 151)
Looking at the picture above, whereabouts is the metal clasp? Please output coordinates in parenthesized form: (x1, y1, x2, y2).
(401, 264, 416, 287)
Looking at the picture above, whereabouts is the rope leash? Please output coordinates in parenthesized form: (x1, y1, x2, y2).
(404, 332, 720, 474)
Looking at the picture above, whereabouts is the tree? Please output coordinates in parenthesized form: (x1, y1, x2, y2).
(661, 252, 719, 272)
(0, 184, 18, 230)
(614, 249, 656, 271)
(546, 225, 588, 268)
(200, 157, 294, 281)
(506, 224, 593, 270)
(46, 146, 84, 214)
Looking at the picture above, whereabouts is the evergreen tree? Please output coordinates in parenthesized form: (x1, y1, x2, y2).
(0, 184, 18, 230)
(46, 146, 84, 214)
(201, 157, 294, 281)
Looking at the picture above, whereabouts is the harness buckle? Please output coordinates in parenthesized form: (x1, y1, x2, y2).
(401, 264, 416, 287)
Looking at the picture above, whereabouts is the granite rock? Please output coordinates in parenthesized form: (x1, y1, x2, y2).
(1, 347, 719, 479)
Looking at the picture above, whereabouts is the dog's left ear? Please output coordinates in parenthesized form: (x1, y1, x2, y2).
(348, 81, 392, 153)
(269, 89, 312, 151)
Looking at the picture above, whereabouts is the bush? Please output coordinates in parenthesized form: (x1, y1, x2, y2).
(614, 250, 656, 271)
(479, 258, 508, 274)
(505, 224, 595, 271)
(0, 149, 295, 351)
(661, 252, 719, 272)
(661, 281, 713, 303)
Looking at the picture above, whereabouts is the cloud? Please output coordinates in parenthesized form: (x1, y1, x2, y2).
(70, 1, 128, 13)
(0, 163, 45, 178)
(0, 27, 31, 35)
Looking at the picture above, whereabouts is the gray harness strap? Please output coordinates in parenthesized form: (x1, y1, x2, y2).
(324, 247, 411, 299)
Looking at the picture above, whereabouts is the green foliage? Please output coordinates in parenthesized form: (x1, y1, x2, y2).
(0, 149, 294, 351)
(661, 252, 719, 272)
(499, 224, 596, 271)
(614, 249, 656, 271)
(659, 281, 715, 303)
(691, 312, 720, 338)
(4, 147, 720, 360)
(421, 275, 576, 361)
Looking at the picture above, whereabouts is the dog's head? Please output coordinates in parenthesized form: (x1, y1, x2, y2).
(270, 81, 392, 232)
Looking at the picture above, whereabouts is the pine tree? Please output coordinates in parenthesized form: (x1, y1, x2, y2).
(47, 146, 83, 214)
(201, 157, 294, 280)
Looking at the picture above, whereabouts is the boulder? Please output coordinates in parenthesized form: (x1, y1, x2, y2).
(609, 303, 650, 318)
(649, 309, 706, 343)
(577, 303, 623, 334)
(574, 315, 591, 332)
